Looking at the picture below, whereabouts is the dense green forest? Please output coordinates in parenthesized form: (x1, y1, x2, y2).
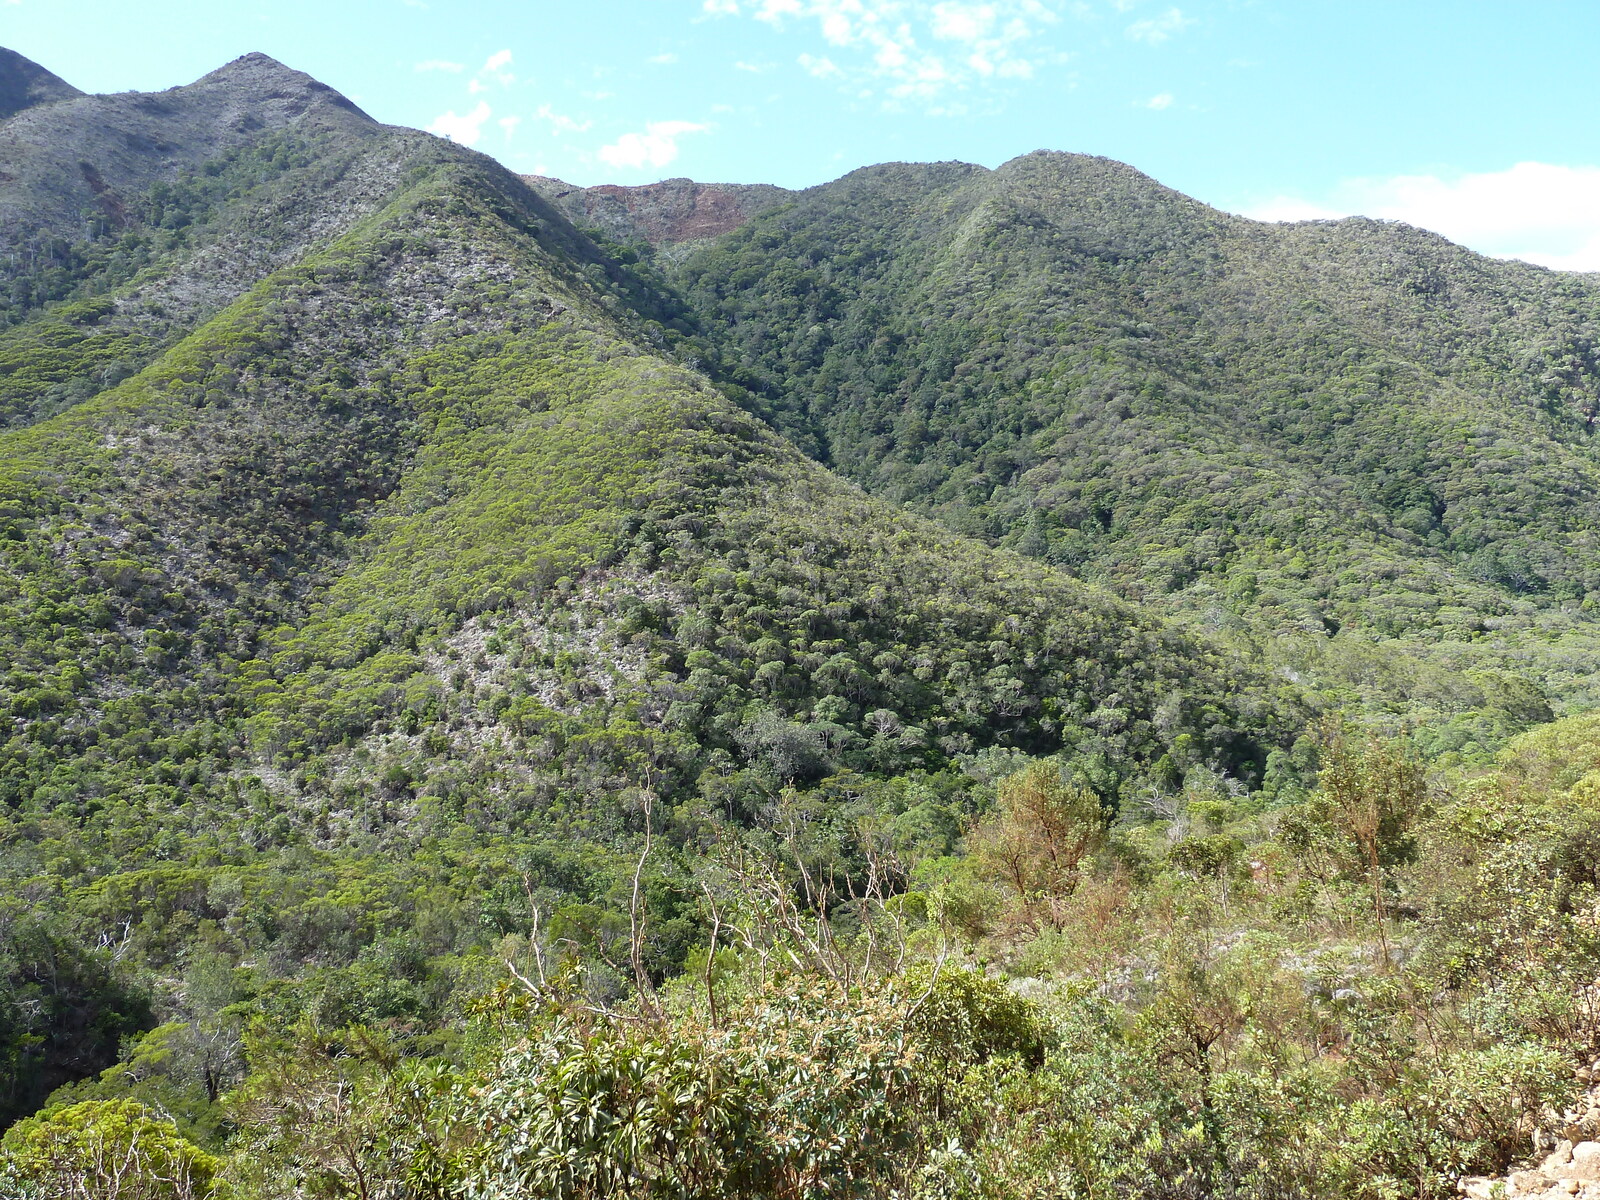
(656, 155, 1600, 746)
(3, 47, 1600, 1199)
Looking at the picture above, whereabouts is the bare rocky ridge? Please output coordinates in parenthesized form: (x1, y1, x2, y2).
(523, 173, 790, 248)
(0, 51, 376, 251)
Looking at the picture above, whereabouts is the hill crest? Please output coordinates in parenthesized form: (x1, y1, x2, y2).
(0, 47, 82, 121)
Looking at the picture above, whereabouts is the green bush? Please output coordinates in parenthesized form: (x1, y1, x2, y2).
(0, 1099, 221, 1200)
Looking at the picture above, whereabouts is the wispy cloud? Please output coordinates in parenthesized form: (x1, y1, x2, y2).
(1141, 91, 1172, 109)
(597, 120, 709, 171)
(798, 52, 841, 77)
(650, 52, 680, 63)
(534, 104, 593, 135)
(428, 49, 521, 146)
(701, 0, 1069, 108)
(468, 49, 516, 93)
(1126, 6, 1193, 44)
(428, 101, 493, 146)
(1240, 162, 1600, 272)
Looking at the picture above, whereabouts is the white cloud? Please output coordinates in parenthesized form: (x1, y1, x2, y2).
(428, 101, 492, 146)
(755, 0, 805, 20)
(931, 2, 996, 44)
(467, 50, 515, 94)
(597, 120, 709, 171)
(703, 0, 1068, 108)
(1126, 6, 1193, 43)
(735, 59, 774, 72)
(650, 52, 680, 63)
(1142, 91, 1172, 109)
(415, 59, 465, 73)
(534, 104, 593, 135)
(1243, 198, 1344, 223)
(498, 115, 522, 140)
(1239, 162, 1600, 272)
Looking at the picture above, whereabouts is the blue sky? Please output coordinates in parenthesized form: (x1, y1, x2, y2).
(8, 1, 1600, 266)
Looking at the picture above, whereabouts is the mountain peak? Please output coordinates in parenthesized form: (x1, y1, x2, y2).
(0, 48, 377, 255)
(0, 46, 84, 121)
(196, 51, 300, 84)
(190, 51, 372, 121)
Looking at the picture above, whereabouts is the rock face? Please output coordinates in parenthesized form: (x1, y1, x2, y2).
(0, 47, 83, 121)
(1464, 1140, 1600, 1197)
(0, 49, 376, 250)
(524, 174, 790, 247)
(1463, 1079, 1600, 1198)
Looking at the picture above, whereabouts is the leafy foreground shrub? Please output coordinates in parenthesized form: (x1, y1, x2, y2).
(0, 1099, 221, 1200)
(219, 942, 1577, 1199)
(222, 964, 1040, 1200)
(463, 981, 917, 1199)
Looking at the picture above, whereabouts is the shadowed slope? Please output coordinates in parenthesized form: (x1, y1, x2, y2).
(0, 47, 82, 121)
(0, 68, 1297, 878)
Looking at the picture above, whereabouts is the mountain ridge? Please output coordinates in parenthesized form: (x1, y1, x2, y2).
(0, 47, 82, 122)
(0, 47, 1295, 883)
(0, 50, 374, 255)
(524, 173, 793, 251)
(654, 144, 1600, 738)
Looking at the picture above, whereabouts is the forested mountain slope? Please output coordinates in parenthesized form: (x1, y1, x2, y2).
(669, 153, 1600, 733)
(10, 45, 1600, 1200)
(0, 51, 1300, 1126)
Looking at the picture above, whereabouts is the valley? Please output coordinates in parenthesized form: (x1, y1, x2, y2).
(1, 46, 1599, 1199)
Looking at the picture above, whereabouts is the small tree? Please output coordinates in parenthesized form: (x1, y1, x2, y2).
(970, 760, 1107, 929)
(1284, 723, 1425, 959)
(226, 1022, 463, 1200)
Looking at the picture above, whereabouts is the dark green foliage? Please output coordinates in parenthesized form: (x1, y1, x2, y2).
(0, 299, 152, 426)
(671, 152, 1600, 732)
(0, 912, 150, 1127)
